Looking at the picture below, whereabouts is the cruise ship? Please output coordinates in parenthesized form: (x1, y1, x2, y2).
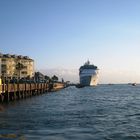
(79, 60, 99, 86)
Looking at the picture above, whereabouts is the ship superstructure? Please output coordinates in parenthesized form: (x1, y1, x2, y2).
(79, 60, 99, 86)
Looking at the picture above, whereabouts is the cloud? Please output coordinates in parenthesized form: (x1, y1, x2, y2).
(99, 69, 140, 84)
(36, 68, 79, 83)
(36, 68, 140, 84)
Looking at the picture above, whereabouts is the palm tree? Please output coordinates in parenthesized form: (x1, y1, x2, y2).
(51, 75, 58, 82)
(45, 75, 50, 81)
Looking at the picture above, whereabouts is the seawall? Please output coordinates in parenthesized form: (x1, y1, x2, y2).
(0, 82, 65, 103)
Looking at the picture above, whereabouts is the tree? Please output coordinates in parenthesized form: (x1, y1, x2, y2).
(45, 75, 50, 81)
(51, 75, 58, 82)
(16, 62, 25, 79)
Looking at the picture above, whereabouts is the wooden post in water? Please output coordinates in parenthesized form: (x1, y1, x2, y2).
(0, 84, 4, 102)
(4, 83, 9, 102)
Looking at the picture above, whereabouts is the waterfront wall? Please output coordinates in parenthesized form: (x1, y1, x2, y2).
(0, 82, 65, 103)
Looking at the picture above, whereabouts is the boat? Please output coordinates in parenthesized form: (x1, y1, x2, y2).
(79, 60, 99, 86)
(132, 83, 136, 86)
(75, 84, 85, 88)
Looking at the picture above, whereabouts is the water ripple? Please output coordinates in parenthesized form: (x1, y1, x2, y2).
(1, 84, 140, 139)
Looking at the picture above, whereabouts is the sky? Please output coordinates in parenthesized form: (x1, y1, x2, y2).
(1, 0, 140, 83)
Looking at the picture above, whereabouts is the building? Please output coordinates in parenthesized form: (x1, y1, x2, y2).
(0, 55, 1, 84)
(0, 53, 34, 80)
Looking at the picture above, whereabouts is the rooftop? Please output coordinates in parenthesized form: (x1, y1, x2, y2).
(0, 53, 33, 61)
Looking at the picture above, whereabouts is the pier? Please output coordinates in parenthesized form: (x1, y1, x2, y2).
(0, 53, 67, 103)
(0, 82, 65, 103)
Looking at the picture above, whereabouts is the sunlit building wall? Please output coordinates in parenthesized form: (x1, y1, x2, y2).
(0, 53, 34, 79)
(0, 55, 1, 84)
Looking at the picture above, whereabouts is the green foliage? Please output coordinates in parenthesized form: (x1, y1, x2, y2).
(51, 75, 58, 81)
(45, 75, 50, 80)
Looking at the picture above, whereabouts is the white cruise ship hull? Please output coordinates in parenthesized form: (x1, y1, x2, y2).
(80, 69, 99, 86)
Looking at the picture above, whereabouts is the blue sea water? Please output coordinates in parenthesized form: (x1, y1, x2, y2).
(0, 84, 140, 140)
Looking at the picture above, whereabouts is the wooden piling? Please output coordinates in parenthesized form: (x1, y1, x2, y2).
(0, 82, 65, 103)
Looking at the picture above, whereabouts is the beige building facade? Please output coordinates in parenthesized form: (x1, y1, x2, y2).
(0, 53, 34, 79)
(0, 57, 1, 84)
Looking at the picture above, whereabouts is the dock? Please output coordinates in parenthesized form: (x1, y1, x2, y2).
(0, 82, 65, 103)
